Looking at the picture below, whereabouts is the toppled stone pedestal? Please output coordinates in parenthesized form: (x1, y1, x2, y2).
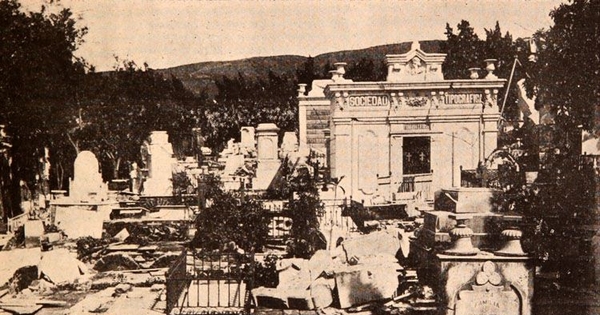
(253, 231, 403, 311)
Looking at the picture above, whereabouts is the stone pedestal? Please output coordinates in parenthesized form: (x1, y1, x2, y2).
(435, 254, 534, 315)
(254, 123, 281, 191)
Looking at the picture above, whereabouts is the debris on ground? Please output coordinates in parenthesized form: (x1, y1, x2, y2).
(94, 253, 140, 272)
(38, 248, 88, 286)
(253, 230, 407, 311)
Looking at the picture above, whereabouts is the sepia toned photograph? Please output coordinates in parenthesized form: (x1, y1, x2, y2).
(0, 0, 598, 314)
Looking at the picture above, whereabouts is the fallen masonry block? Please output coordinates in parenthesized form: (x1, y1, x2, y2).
(341, 231, 400, 263)
(94, 253, 140, 272)
(38, 248, 87, 285)
(149, 253, 181, 269)
(114, 283, 133, 294)
(308, 250, 333, 281)
(0, 304, 42, 315)
(0, 299, 67, 307)
(43, 232, 63, 244)
(286, 287, 314, 310)
(309, 277, 334, 309)
(114, 228, 130, 242)
(277, 259, 310, 290)
(334, 263, 399, 308)
(252, 287, 288, 309)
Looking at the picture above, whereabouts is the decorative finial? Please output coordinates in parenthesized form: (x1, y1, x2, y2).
(411, 41, 421, 51)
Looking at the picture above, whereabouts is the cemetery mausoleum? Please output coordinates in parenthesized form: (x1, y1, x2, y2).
(300, 42, 506, 204)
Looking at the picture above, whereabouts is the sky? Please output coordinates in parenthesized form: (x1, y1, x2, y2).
(20, 0, 566, 72)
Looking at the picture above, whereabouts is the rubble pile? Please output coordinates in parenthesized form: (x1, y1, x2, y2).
(103, 220, 189, 244)
(252, 229, 434, 314)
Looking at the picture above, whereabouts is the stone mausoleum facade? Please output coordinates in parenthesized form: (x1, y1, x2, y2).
(301, 42, 506, 204)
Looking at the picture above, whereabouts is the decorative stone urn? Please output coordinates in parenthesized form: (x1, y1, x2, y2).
(469, 68, 480, 79)
(495, 226, 527, 256)
(334, 62, 347, 76)
(484, 59, 498, 79)
(444, 214, 479, 256)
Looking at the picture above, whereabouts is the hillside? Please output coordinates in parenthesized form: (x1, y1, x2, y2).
(157, 40, 445, 97)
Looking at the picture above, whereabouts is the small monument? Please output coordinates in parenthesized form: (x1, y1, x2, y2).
(69, 151, 108, 202)
(254, 123, 281, 190)
(240, 126, 256, 150)
(141, 131, 176, 196)
(280, 132, 299, 158)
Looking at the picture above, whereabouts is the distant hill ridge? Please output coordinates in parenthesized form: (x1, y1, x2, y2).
(157, 40, 444, 96)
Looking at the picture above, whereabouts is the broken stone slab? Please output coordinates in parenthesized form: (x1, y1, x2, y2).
(309, 277, 334, 309)
(114, 283, 132, 294)
(397, 229, 414, 259)
(0, 299, 67, 307)
(149, 284, 163, 292)
(149, 253, 181, 269)
(38, 248, 87, 285)
(334, 263, 400, 308)
(0, 304, 42, 315)
(106, 244, 140, 252)
(308, 250, 334, 281)
(277, 259, 310, 289)
(68, 287, 115, 313)
(94, 253, 140, 272)
(113, 228, 130, 242)
(43, 232, 63, 244)
(341, 231, 400, 264)
(252, 287, 288, 309)
(138, 245, 159, 252)
(286, 287, 315, 310)
(54, 205, 107, 239)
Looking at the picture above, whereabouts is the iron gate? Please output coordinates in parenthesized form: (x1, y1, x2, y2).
(165, 249, 255, 314)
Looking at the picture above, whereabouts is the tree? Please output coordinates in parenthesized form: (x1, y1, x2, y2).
(442, 20, 484, 79)
(204, 71, 297, 152)
(73, 59, 203, 180)
(520, 0, 599, 285)
(345, 58, 387, 82)
(296, 56, 317, 94)
(286, 166, 325, 258)
(525, 0, 600, 135)
(0, 0, 88, 218)
(192, 174, 270, 252)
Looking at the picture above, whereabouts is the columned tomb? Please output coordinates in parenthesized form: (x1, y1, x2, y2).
(321, 42, 506, 204)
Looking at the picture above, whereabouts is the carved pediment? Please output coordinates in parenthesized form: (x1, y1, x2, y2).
(386, 41, 447, 82)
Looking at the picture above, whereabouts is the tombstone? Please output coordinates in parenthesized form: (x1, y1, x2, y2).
(69, 151, 107, 202)
(254, 123, 281, 190)
(141, 131, 176, 196)
(240, 126, 255, 150)
(280, 132, 298, 158)
(227, 138, 235, 151)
